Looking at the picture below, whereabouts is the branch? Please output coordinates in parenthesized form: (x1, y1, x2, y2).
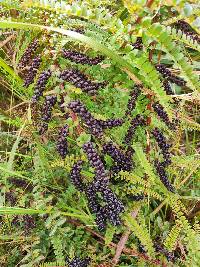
(66, 218, 163, 266)
(112, 209, 139, 266)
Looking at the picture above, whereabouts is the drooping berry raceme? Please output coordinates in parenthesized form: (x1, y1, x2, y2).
(63, 49, 104, 65)
(24, 56, 41, 87)
(128, 193, 145, 201)
(124, 115, 145, 146)
(155, 64, 186, 86)
(152, 102, 172, 127)
(103, 142, 133, 172)
(98, 118, 124, 129)
(60, 68, 106, 95)
(5, 192, 17, 206)
(154, 160, 175, 192)
(85, 184, 101, 214)
(154, 243, 175, 262)
(163, 80, 174, 95)
(173, 20, 200, 44)
(23, 215, 36, 235)
(70, 160, 85, 192)
(131, 37, 143, 50)
(66, 256, 91, 267)
(95, 207, 107, 231)
(18, 39, 39, 68)
(32, 69, 51, 102)
(56, 124, 68, 159)
(39, 95, 57, 135)
(152, 128, 172, 166)
(125, 85, 141, 116)
(83, 142, 109, 186)
(68, 100, 103, 137)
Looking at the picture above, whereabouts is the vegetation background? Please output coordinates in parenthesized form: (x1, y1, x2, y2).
(0, 0, 199, 266)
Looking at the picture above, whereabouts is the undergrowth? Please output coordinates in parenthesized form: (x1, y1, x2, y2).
(0, 1, 199, 266)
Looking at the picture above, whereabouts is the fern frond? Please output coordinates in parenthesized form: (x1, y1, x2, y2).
(166, 26, 200, 52)
(125, 213, 155, 256)
(164, 223, 181, 251)
(142, 21, 199, 92)
(132, 142, 157, 184)
(130, 53, 173, 118)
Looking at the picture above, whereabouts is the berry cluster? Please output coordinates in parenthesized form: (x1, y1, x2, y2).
(39, 95, 57, 135)
(98, 118, 124, 129)
(32, 69, 51, 102)
(66, 256, 91, 267)
(128, 193, 145, 201)
(173, 20, 200, 44)
(152, 102, 172, 126)
(154, 160, 175, 192)
(60, 69, 106, 95)
(125, 85, 141, 116)
(154, 242, 175, 262)
(23, 215, 36, 235)
(5, 191, 17, 206)
(24, 56, 41, 87)
(63, 49, 104, 65)
(124, 115, 145, 146)
(9, 177, 33, 191)
(152, 128, 171, 166)
(132, 37, 143, 50)
(83, 142, 124, 230)
(68, 100, 103, 137)
(70, 160, 85, 192)
(69, 28, 85, 34)
(83, 142, 108, 186)
(18, 39, 39, 68)
(163, 80, 174, 95)
(103, 142, 133, 173)
(56, 124, 68, 159)
(155, 64, 186, 86)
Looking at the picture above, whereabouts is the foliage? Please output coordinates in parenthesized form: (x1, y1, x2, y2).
(0, 0, 200, 266)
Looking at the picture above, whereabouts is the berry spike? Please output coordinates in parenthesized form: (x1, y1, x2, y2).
(38, 95, 57, 134)
(124, 115, 145, 146)
(68, 100, 103, 137)
(103, 142, 133, 172)
(85, 184, 101, 214)
(155, 64, 186, 86)
(70, 160, 85, 191)
(154, 160, 175, 192)
(24, 56, 41, 87)
(152, 102, 172, 126)
(32, 69, 51, 102)
(163, 80, 174, 95)
(131, 37, 143, 50)
(56, 124, 68, 159)
(125, 85, 141, 116)
(63, 49, 104, 65)
(152, 127, 172, 166)
(82, 141, 109, 186)
(60, 68, 106, 95)
(98, 118, 124, 128)
(18, 39, 39, 68)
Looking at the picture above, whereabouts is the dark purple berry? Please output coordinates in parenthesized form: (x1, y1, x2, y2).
(70, 160, 85, 191)
(155, 64, 186, 86)
(18, 39, 39, 68)
(60, 69, 106, 95)
(32, 69, 51, 102)
(56, 124, 68, 159)
(63, 49, 104, 65)
(125, 85, 141, 116)
(24, 56, 41, 87)
(132, 37, 143, 50)
(154, 160, 175, 192)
